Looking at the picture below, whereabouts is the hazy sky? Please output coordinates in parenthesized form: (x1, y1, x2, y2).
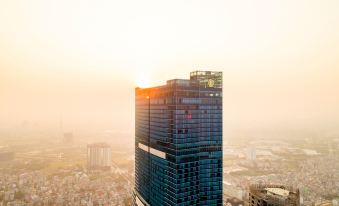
(1, 0, 339, 136)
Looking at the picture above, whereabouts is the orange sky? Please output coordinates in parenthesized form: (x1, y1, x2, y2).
(1, 0, 339, 136)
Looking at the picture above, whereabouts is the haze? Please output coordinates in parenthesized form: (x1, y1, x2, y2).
(1, 0, 339, 138)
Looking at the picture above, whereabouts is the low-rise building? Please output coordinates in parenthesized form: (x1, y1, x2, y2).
(248, 184, 300, 206)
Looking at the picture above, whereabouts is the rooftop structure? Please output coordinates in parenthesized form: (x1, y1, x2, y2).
(265, 188, 289, 197)
(249, 184, 300, 206)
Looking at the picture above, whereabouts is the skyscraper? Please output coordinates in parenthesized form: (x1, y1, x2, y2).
(134, 71, 223, 206)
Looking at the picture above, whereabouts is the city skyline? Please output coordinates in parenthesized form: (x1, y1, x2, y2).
(0, 1, 339, 205)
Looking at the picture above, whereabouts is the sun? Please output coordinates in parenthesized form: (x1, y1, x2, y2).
(135, 73, 150, 88)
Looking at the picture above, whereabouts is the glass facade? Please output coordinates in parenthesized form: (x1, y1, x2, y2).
(134, 71, 223, 206)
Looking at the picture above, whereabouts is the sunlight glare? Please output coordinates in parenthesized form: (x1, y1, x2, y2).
(135, 73, 150, 88)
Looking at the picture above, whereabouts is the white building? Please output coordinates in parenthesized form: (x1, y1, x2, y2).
(87, 143, 112, 170)
(246, 146, 256, 161)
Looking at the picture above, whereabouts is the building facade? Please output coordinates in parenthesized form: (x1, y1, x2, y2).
(249, 184, 300, 206)
(134, 71, 223, 206)
(87, 143, 112, 170)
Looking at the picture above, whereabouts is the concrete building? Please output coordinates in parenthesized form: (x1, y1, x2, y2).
(248, 184, 300, 206)
(87, 143, 112, 170)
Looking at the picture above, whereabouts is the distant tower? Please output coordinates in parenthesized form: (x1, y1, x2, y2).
(87, 143, 112, 170)
(248, 184, 300, 206)
(59, 113, 63, 140)
(328, 142, 334, 157)
(246, 146, 256, 161)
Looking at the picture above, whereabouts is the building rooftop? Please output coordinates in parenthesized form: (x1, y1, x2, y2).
(265, 187, 290, 197)
(136, 70, 222, 90)
(250, 184, 300, 205)
(87, 142, 111, 148)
